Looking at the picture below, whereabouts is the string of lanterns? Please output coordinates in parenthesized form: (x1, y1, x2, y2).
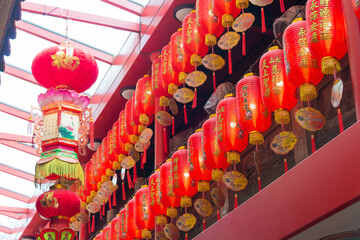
(59, 0, 349, 239)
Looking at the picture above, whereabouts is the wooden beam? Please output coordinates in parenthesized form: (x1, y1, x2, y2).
(0, 102, 32, 122)
(0, 140, 39, 157)
(0, 163, 34, 182)
(0, 225, 11, 234)
(21, 2, 140, 32)
(0, 187, 31, 203)
(0, 132, 33, 143)
(0, 206, 28, 214)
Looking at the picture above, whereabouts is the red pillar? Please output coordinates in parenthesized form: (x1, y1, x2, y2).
(79, 209, 89, 240)
(154, 96, 169, 167)
(342, 0, 360, 121)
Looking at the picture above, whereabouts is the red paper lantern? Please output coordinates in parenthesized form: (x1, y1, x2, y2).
(354, 0, 360, 19)
(197, 0, 225, 47)
(92, 150, 105, 184)
(135, 185, 155, 239)
(112, 121, 127, 156)
(100, 137, 114, 177)
(306, 0, 347, 75)
(202, 115, 229, 182)
(259, 47, 298, 125)
(161, 44, 180, 95)
(125, 98, 139, 143)
(106, 130, 118, 166)
(134, 75, 155, 125)
(126, 198, 142, 239)
(171, 146, 198, 208)
(152, 56, 171, 103)
(182, 11, 208, 68)
(94, 232, 104, 240)
(119, 208, 128, 240)
(283, 19, 324, 102)
(160, 159, 180, 218)
(85, 161, 97, 192)
(215, 0, 241, 28)
(170, 29, 195, 83)
(111, 214, 120, 240)
(103, 224, 111, 240)
(149, 170, 167, 226)
(188, 129, 212, 192)
(235, 73, 272, 145)
(36, 188, 81, 219)
(216, 94, 249, 164)
(31, 43, 98, 93)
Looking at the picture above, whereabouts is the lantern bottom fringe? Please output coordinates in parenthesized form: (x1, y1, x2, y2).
(227, 151, 240, 164)
(35, 159, 84, 185)
(338, 108, 344, 133)
(274, 109, 290, 125)
(300, 83, 317, 102)
(249, 131, 264, 145)
(156, 215, 168, 226)
(180, 196, 192, 208)
(166, 207, 178, 218)
(212, 169, 224, 182)
(321, 56, 341, 75)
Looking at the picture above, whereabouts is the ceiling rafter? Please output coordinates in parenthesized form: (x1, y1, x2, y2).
(100, 0, 143, 16)
(0, 211, 25, 220)
(0, 187, 31, 203)
(21, 2, 140, 32)
(0, 102, 32, 122)
(16, 21, 114, 64)
(0, 225, 12, 234)
(0, 163, 34, 182)
(0, 207, 29, 214)
(0, 132, 33, 144)
(4, 64, 38, 85)
(0, 140, 39, 157)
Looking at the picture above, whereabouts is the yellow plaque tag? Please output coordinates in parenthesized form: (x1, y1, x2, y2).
(120, 156, 135, 170)
(218, 31, 241, 50)
(176, 213, 197, 232)
(202, 54, 225, 71)
(140, 128, 153, 143)
(129, 147, 140, 162)
(169, 98, 179, 115)
(270, 131, 298, 155)
(233, 13, 255, 32)
(211, 187, 225, 207)
(295, 107, 326, 132)
(185, 70, 207, 88)
(156, 111, 172, 126)
(223, 171, 248, 191)
(135, 140, 150, 153)
(164, 223, 180, 240)
(194, 198, 213, 217)
(173, 88, 194, 104)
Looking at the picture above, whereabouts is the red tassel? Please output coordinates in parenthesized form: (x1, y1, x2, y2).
(284, 158, 288, 173)
(76, 233, 78, 240)
(280, 0, 285, 13)
(88, 215, 91, 233)
(183, 105, 188, 125)
(185, 233, 188, 240)
(338, 108, 344, 133)
(212, 72, 216, 92)
(234, 193, 238, 209)
(217, 209, 220, 221)
(228, 50, 232, 75)
(127, 171, 134, 189)
(102, 203, 105, 216)
(163, 128, 168, 153)
(258, 176, 261, 192)
(112, 191, 116, 206)
(311, 134, 316, 153)
(100, 207, 103, 220)
(242, 32, 246, 56)
(141, 149, 147, 169)
(192, 88, 197, 109)
(122, 182, 126, 201)
(91, 215, 95, 232)
(172, 116, 175, 135)
(90, 118, 94, 150)
(203, 218, 206, 231)
(109, 195, 112, 210)
(57, 104, 62, 127)
(261, 7, 266, 33)
(133, 165, 137, 184)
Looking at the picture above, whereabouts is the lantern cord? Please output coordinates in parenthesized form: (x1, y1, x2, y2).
(185, 233, 189, 240)
(234, 193, 238, 209)
(261, 7, 266, 33)
(109, 194, 112, 210)
(91, 214, 95, 232)
(122, 182, 126, 201)
(213, 72, 217, 92)
(184, 105, 188, 124)
(258, 176, 262, 191)
(280, 0, 285, 13)
(172, 116, 175, 135)
(112, 190, 117, 206)
(284, 158, 288, 173)
(242, 32, 246, 56)
(203, 218, 206, 231)
(217, 209, 220, 221)
(311, 134, 316, 153)
(163, 128, 168, 153)
(192, 88, 197, 109)
(133, 165, 137, 184)
(127, 171, 134, 189)
(338, 108, 344, 133)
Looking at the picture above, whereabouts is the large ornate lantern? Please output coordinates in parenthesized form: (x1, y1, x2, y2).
(161, 44, 180, 95)
(187, 129, 213, 230)
(160, 159, 180, 219)
(149, 170, 168, 227)
(134, 75, 155, 126)
(135, 185, 155, 239)
(216, 94, 249, 207)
